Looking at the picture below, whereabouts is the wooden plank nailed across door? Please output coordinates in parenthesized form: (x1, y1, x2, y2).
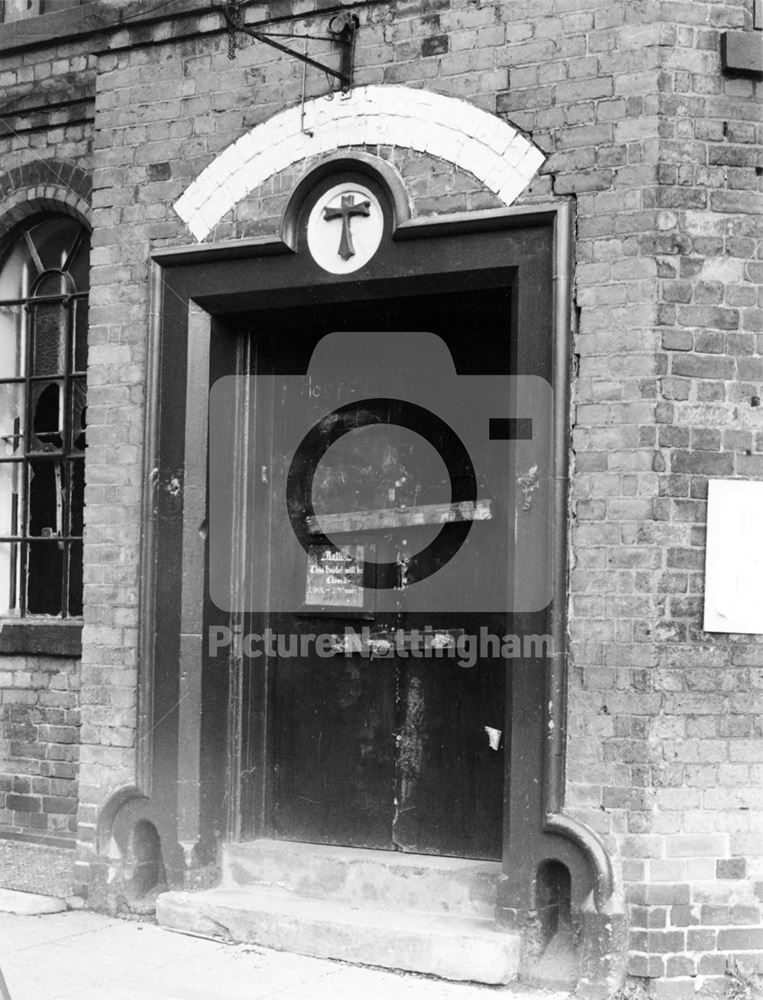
(306, 499, 493, 534)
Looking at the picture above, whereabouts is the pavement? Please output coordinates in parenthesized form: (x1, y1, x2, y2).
(0, 898, 573, 1000)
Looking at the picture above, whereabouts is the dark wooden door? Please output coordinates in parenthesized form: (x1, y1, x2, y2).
(242, 283, 514, 859)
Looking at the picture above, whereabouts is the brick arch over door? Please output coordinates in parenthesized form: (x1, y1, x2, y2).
(173, 85, 546, 241)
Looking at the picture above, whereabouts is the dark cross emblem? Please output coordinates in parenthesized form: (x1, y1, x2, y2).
(323, 194, 371, 261)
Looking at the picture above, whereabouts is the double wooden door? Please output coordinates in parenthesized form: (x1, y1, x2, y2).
(231, 283, 516, 859)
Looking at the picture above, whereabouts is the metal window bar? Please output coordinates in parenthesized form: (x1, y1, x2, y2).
(8, 416, 19, 611)
(18, 276, 33, 616)
(61, 289, 74, 617)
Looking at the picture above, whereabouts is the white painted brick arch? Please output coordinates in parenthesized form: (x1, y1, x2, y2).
(173, 86, 546, 241)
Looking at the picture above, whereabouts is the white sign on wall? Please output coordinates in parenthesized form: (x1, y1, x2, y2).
(704, 478, 763, 634)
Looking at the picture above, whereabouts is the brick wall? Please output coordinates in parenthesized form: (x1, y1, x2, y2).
(0, 656, 80, 841)
(556, 2, 763, 996)
(0, 0, 761, 991)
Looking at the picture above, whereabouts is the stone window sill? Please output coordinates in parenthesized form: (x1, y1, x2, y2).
(0, 2, 100, 50)
(0, 0, 216, 54)
(0, 620, 82, 657)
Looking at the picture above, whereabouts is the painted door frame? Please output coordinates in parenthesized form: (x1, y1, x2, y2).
(130, 199, 614, 932)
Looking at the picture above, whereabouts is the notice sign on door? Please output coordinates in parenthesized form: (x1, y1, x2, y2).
(305, 544, 365, 608)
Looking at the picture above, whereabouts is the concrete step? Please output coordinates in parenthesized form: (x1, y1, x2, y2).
(223, 839, 500, 919)
(157, 886, 520, 984)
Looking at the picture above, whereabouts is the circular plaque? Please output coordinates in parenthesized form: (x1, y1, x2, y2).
(306, 182, 384, 274)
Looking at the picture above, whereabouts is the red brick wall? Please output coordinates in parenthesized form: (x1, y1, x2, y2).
(0, 656, 79, 841)
(554, 3, 763, 995)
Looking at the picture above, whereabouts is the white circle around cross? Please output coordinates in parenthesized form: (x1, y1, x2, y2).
(306, 183, 384, 274)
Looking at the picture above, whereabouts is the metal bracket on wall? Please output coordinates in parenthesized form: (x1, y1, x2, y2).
(222, 1, 359, 92)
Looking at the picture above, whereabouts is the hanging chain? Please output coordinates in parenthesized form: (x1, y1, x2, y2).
(227, 0, 243, 59)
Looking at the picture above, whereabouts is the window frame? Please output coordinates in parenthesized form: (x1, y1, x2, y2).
(0, 215, 89, 633)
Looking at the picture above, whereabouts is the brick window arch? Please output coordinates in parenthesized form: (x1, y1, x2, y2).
(0, 215, 89, 618)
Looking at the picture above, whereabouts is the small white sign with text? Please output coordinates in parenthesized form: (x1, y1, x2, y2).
(704, 478, 763, 634)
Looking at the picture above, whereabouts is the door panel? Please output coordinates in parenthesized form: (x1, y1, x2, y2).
(272, 639, 397, 849)
(394, 657, 505, 858)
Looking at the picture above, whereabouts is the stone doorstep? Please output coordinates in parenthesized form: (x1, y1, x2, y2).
(156, 887, 520, 985)
(157, 841, 520, 984)
(223, 840, 502, 920)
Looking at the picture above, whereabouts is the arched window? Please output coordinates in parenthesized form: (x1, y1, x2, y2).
(0, 216, 89, 618)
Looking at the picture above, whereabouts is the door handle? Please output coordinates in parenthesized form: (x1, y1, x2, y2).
(329, 628, 465, 657)
(329, 631, 395, 657)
